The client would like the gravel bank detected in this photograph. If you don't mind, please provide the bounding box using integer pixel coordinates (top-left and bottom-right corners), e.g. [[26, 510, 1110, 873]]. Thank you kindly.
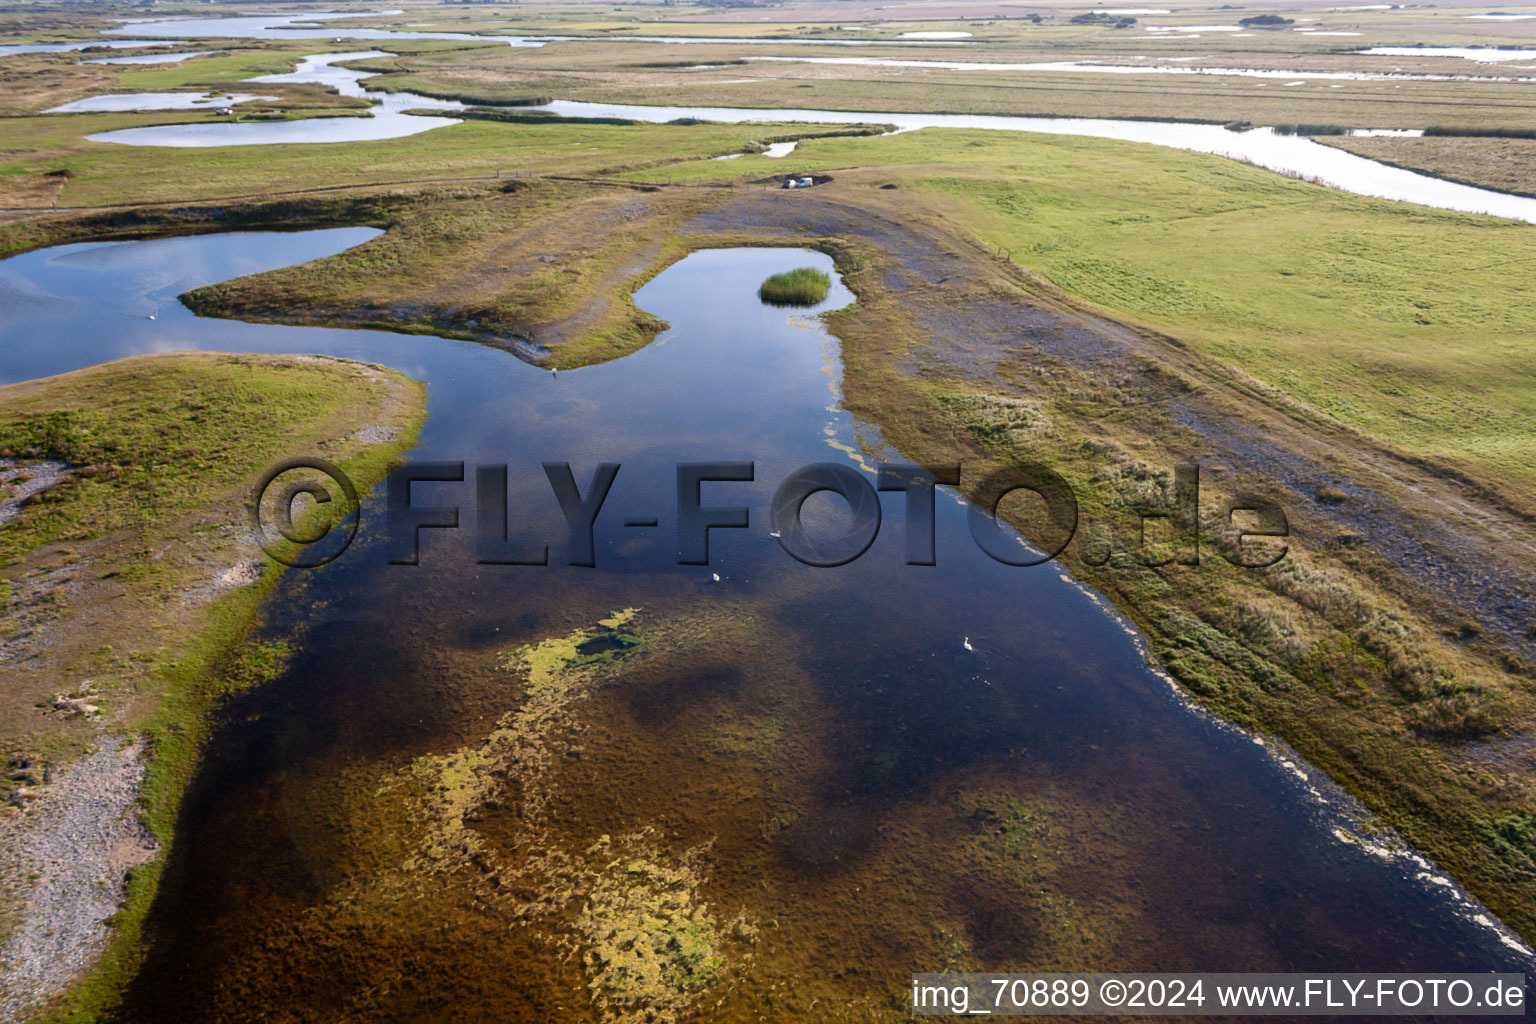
[[0, 737, 157, 1019]]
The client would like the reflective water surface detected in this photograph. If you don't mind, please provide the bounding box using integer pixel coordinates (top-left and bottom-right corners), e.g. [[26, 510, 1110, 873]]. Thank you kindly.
[[45, 91, 275, 113], [85, 51, 464, 146], [102, 10, 974, 48], [0, 39, 178, 57], [75, 47, 1536, 224], [743, 54, 1530, 83], [0, 230, 1529, 1019], [1359, 46, 1536, 62], [532, 98, 1536, 223], [26, 9, 1529, 223]]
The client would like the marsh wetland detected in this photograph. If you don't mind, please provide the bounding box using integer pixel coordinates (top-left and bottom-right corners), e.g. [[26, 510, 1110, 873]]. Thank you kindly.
[[7, 231, 1525, 1022], [1, 1, 1534, 1020]]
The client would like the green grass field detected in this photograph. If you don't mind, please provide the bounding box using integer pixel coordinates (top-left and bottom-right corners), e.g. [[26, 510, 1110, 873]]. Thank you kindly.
[[4, 0, 1536, 1008], [0, 112, 860, 205]]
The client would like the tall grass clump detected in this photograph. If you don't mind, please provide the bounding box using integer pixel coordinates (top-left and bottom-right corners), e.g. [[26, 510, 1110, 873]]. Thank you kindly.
[[758, 267, 830, 306]]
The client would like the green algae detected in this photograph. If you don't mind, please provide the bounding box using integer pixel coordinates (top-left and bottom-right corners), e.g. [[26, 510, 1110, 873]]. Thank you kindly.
[[579, 839, 732, 1023], [501, 606, 643, 695], [393, 609, 645, 873], [370, 608, 747, 1022]]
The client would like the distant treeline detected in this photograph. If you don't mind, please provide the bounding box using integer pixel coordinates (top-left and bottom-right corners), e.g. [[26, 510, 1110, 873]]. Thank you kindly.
[[371, 79, 553, 107], [443, 94, 553, 107]]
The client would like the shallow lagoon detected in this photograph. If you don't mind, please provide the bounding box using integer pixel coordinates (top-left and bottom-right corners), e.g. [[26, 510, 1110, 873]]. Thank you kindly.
[[0, 229, 1528, 1017]]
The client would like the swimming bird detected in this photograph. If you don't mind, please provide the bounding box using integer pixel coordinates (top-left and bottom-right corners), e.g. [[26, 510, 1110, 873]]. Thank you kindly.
[[711, 572, 721, 582], [769, 530, 781, 539], [963, 637, 973, 652]]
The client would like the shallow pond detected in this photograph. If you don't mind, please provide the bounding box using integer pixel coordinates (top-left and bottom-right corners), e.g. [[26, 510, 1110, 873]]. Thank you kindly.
[[1359, 46, 1536, 63], [45, 91, 274, 113], [743, 54, 1530, 83], [0, 39, 178, 57], [101, 11, 973, 48], [0, 229, 1528, 1018], [85, 51, 463, 146]]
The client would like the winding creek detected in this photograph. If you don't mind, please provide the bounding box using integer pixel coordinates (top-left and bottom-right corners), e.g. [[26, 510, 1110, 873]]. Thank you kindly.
[[101, 10, 974, 48], [741, 53, 1536, 83], [1360, 46, 1536, 63], [0, 230, 1530, 1014], [45, 91, 276, 114], [50, 18, 1536, 222], [85, 51, 465, 146], [528, 99, 1536, 223], [79, 50, 216, 66]]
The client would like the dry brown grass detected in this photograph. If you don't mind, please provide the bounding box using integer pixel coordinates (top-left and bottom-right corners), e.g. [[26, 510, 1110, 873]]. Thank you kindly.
[[0, 56, 115, 116], [0, 171, 68, 210], [1325, 134, 1536, 198], [362, 37, 1536, 131]]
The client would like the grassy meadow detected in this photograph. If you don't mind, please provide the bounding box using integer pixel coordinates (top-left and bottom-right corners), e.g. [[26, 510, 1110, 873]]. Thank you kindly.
[[363, 41, 1536, 132], [9, 35, 1532, 512], [0, 110, 873, 206]]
